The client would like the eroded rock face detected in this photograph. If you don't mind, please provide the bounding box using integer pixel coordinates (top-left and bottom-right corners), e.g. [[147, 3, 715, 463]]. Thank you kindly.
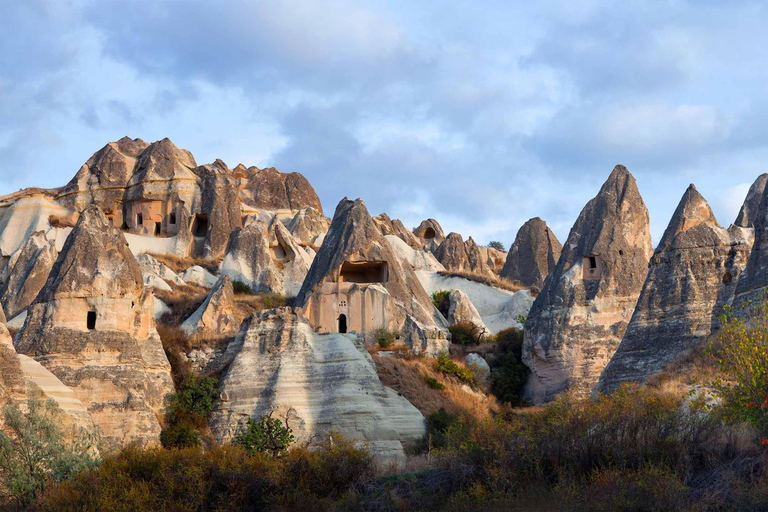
[[220, 217, 282, 294], [413, 218, 445, 251], [434, 233, 493, 277], [373, 213, 422, 249], [210, 308, 425, 466], [193, 159, 243, 258], [285, 208, 329, 247], [240, 168, 323, 214], [384, 235, 445, 272], [181, 275, 238, 337], [295, 198, 449, 356], [732, 177, 768, 311], [523, 166, 653, 403], [0, 323, 26, 405], [448, 289, 487, 334], [597, 185, 751, 393], [501, 217, 562, 289], [735, 174, 768, 228], [0, 231, 57, 318], [14, 206, 174, 449]]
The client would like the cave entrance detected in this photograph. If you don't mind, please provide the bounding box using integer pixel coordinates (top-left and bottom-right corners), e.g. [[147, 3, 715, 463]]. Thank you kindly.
[[192, 214, 209, 237], [339, 261, 388, 284], [136, 213, 143, 226], [423, 227, 436, 239], [582, 255, 603, 280], [87, 311, 96, 330], [338, 314, 347, 334], [154, 223, 161, 236]]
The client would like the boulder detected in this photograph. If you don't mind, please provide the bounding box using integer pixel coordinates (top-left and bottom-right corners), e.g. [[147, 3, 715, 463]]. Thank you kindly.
[[14, 205, 174, 449], [181, 275, 238, 337], [209, 308, 426, 466], [465, 353, 491, 386], [447, 289, 488, 334], [500, 217, 562, 289], [295, 198, 449, 356], [0, 231, 58, 318], [597, 185, 751, 392], [136, 253, 185, 286], [182, 265, 219, 288], [523, 166, 653, 403]]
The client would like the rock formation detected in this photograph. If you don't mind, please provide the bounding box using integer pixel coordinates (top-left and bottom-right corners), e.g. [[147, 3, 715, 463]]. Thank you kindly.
[[731, 175, 768, 312], [523, 166, 653, 403], [181, 275, 238, 337], [240, 167, 323, 215], [501, 217, 562, 289], [447, 289, 488, 334], [413, 218, 445, 251], [597, 185, 751, 392], [210, 308, 425, 466], [136, 253, 185, 287], [373, 213, 422, 249], [14, 206, 174, 448], [295, 198, 449, 355], [0, 323, 27, 405], [219, 217, 282, 294], [735, 173, 768, 228], [285, 207, 329, 247], [384, 235, 445, 272], [434, 233, 493, 277], [0, 231, 57, 318], [192, 159, 244, 258]]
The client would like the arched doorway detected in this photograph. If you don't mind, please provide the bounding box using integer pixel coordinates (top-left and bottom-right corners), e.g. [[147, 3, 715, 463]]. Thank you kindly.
[[338, 314, 347, 334]]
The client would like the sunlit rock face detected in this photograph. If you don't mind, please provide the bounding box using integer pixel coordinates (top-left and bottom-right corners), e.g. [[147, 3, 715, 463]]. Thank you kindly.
[[14, 206, 174, 449], [210, 308, 426, 467], [500, 217, 562, 289], [0, 230, 58, 319], [597, 185, 752, 393], [523, 166, 653, 404]]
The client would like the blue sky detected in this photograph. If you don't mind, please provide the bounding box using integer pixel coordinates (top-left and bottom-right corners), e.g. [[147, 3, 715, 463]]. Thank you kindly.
[[2, 0, 767, 247]]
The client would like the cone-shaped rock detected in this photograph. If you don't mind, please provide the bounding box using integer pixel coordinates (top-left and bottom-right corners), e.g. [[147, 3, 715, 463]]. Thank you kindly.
[[15, 205, 174, 448], [523, 166, 653, 403], [413, 218, 445, 251], [500, 217, 562, 289], [597, 185, 750, 392], [0, 231, 57, 318], [373, 213, 422, 249], [735, 174, 768, 228], [295, 198, 448, 355], [192, 159, 243, 258], [181, 275, 238, 337]]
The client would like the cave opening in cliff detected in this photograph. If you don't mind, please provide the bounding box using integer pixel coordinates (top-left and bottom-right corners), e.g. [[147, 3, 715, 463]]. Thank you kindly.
[[424, 227, 436, 239], [169, 212, 176, 225], [136, 213, 143, 226], [338, 314, 347, 333], [87, 311, 96, 330], [582, 255, 603, 280], [192, 214, 208, 237], [339, 261, 388, 283], [154, 223, 161, 236]]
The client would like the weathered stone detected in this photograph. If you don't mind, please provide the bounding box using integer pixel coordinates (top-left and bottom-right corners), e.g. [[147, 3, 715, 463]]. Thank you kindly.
[[501, 217, 562, 289], [240, 167, 323, 214], [523, 166, 653, 403], [414, 218, 446, 252], [181, 275, 238, 337], [434, 233, 493, 276], [220, 217, 282, 294], [272, 220, 313, 296], [295, 198, 449, 356], [0, 231, 57, 318], [448, 289, 488, 335], [373, 213, 422, 249], [210, 308, 425, 466], [136, 253, 185, 286], [597, 185, 751, 392], [0, 195, 72, 256], [732, 177, 768, 311], [182, 265, 219, 288], [0, 322, 26, 405], [735, 174, 768, 228], [465, 353, 491, 386], [384, 235, 445, 272], [285, 207, 329, 247], [192, 159, 243, 258], [14, 205, 174, 449]]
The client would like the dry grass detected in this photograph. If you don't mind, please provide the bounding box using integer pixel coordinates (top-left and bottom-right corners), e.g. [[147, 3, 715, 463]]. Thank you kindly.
[[145, 252, 223, 274], [154, 283, 209, 326], [48, 214, 77, 228], [646, 339, 723, 397], [436, 270, 525, 293], [372, 354, 499, 419]]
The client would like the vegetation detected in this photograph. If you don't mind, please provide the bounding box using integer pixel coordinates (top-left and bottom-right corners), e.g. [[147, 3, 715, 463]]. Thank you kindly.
[[234, 413, 295, 458], [0, 394, 98, 508], [487, 240, 505, 251], [260, 292, 287, 309], [448, 322, 484, 345], [434, 353, 475, 384], [431, 289, 451, 318], [489, 328, 530, 405], [161, 374, 219, 449], [374, 327, 398, 348], [232, 279, 253, 295], [424, 375, 446, 390], [145, 252, 222, 274], [425, 408, 458, 448]]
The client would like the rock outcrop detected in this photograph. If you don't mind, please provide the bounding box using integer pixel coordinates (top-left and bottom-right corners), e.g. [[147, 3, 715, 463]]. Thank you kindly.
[[220, 217, 282, 294], [0, 323, 27, 405], [240, 167, 323, 215], [192, 159, 244, 258], [735, 174, 768, 228], [597, 185, 751, 392], [373, 213, 422, 249], [210, 308, 425, 466], [447, 289, 488, 334], [285, 207, 329, 247], [14, 206, 174, 448], [384, 235, 445, 272], [434, 233, 493, 277], [0, 231, 57, 318], [295, 198, 449, 355], [523, 166, 653, 403], [732, 176, 768, 311], [413, 218, 445, 251], [181, 275, 238, 337], [501, 217, 562, 289]]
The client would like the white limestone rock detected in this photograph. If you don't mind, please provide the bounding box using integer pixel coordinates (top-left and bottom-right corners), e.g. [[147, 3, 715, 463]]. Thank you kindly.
[[465, 353, 491, 386], [447, 289, 488, 333], [181, 275, 238, 337], [384, 235, 445, 272], [182, 265, 219, 288]]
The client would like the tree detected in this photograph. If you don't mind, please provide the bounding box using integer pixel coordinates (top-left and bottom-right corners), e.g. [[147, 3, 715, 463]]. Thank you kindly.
[[488, 241, 505, 251], [161, 374, 219, 449], [0, 393, 98, 507], [234, 411, 295, 457]]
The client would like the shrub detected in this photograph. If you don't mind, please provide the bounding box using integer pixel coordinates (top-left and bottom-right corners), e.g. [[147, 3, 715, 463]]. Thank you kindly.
[[0, 393, 99, 508], [160, 421, 201, 449], [434, 352, 475, 384], [490, 328, 529, 405], [166, 374, 219, 427], [431, 290, 451, 317], [260, 292, 286, 309], [374, 327, 398, 348], [231, 279, 252, 295], [448, 322, 483, 345], [488, 241, 505, 251], [235, 412, 295, 458], [426, 408, 458, 448], [424, 375, 446, 390]]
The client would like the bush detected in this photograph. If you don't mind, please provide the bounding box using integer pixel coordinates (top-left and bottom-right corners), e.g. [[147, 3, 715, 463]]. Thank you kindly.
[[160, 421, 201, 449], [488, 241, 505, 251], [490, 328, 529, 405], [431, 290, 451, 317], [434, 352, 475, 384], [374, 327, 398, 348], [424, 375, 446, 390], [232, 280, 252, 295], [260, 292, 286, 309], [235, 412, 295, 458], [166, 374, 219, 427], [448, 322, 483, 345], [426, 408, 458, 448], [0, 393, 99, 508]]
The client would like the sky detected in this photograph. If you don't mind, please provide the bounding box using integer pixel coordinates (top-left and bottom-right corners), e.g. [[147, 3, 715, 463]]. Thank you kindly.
[[2, 0, 768, 247]]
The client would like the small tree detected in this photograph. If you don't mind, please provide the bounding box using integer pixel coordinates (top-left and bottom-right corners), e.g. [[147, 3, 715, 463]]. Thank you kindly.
[[0, 393, 99, 507], [161, 374, 218, 449], [488, 241, 505, 251], [234, 411, 295, 458]]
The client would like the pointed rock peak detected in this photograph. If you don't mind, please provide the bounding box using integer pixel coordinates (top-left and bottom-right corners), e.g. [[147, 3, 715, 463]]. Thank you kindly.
[[657, 184, 720, 250], [735, 173, 768, 228], [233, 163, 248, 174], [598, 164, 636, 196]]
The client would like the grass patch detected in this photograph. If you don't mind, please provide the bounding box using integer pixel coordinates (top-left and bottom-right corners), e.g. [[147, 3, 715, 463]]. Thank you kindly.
[[436, 270, 524, 293], [145, 252, 223, 275]]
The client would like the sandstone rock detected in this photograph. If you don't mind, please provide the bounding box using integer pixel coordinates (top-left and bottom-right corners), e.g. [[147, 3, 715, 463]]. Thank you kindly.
[[597, 185, 751, 392], [273, 220, 313, 296], [220, 217, 282, 294], [285, 207, 329, 247], [732, 177, 768, 312], [182, 265, 219, 288], [523, 166, 653, 403], [448, 289, 488, 334], [434, 233, 493, 276], [0, 195, 73, 256], [413, 218, 445, 245], [181, 275, 238, 337], [0, 323, 26, 405], [210, 308, 425, 466], [465, 353, 491, 386], [0, 231, 58, 318], [373, 213, 422, 249], [478, 245, 508, 275], [192, 159, 243, 258], [240, 167, 323, 214], [735, 173, 768, 228], [136, 253, 185, 286], [295, 198, 449, 356], [384, 234, 445, 272], [143, 272, 172, 292], [501, 217, 562, 289], [14, 205, 174, 449]]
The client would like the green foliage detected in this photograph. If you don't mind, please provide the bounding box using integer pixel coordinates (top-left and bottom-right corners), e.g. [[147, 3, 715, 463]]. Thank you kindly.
[[434, 352, 475, 383], [424, 375, 445, 390], [166, 374, 219, 427], [235, 412, 295, 458], [260, 292, 287, 309], [0, 393, 99, 507], [516, 314, 527, 326], [160, 421, 201, 450], [448, 322, 483, 345], [708, 298, 768, 433], [431, 290, 450, 317], [490, 327, 529, 405], [488, 241, 505, 251], [426, 408, 458, 449], [374, 327, 398, 348], [231, 279, 252, 295]]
